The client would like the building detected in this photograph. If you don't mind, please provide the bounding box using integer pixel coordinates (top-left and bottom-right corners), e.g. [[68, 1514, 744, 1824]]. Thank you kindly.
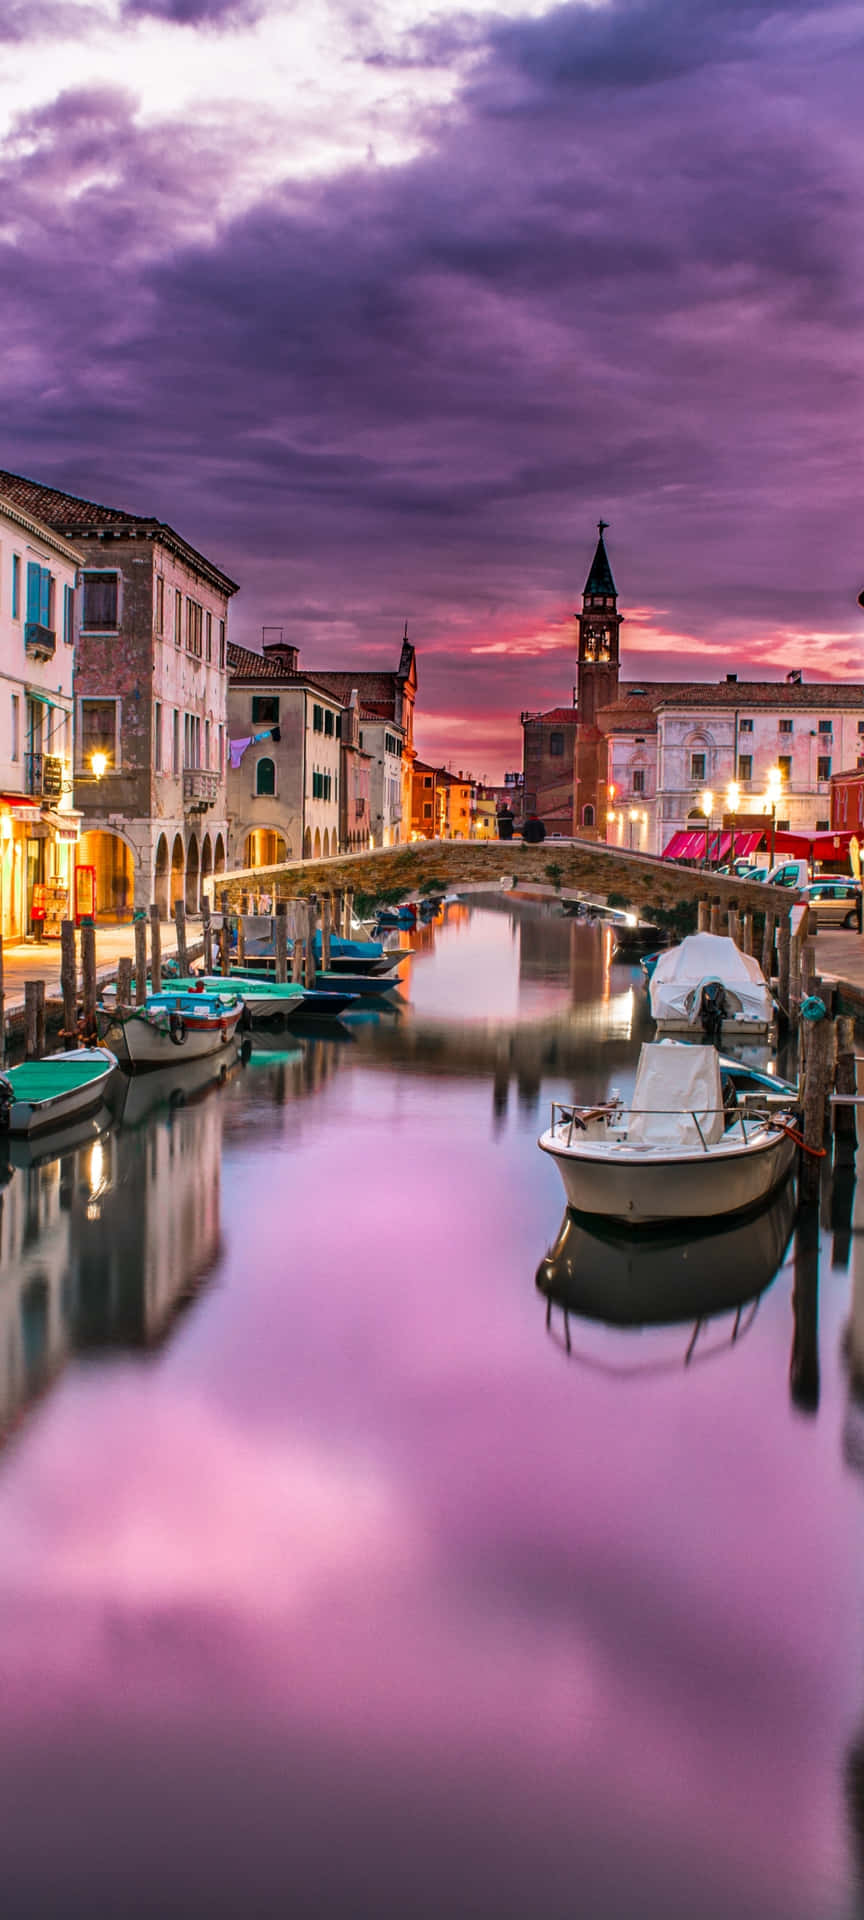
[[437, 769, 475, 839], [226, 637, 343, 864], [521, 523, 864, 853], [354, 710, 404, 847], [339, 693, 373, 852], [411, 759, 443, 839], [471, 783, 499, 839], [310, 630, 417, 837], [0, 493, 81, 937], [0, 469, 238, 917]]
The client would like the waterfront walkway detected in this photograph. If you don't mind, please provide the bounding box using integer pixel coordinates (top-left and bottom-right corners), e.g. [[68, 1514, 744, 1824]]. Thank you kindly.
[[1, 921, 189, 1015]]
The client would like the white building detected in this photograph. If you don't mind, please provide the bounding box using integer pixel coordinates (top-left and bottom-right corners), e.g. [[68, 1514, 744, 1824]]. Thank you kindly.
[[0, 493, 81, 937], [358, 711, 405, 846], [227, 639, 343, 866], [600, 674, 864, 856]]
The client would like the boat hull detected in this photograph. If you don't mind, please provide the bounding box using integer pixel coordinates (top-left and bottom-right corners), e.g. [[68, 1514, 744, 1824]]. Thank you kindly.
[[0, 1048, 118, 1136], [538, 1127, 797, 1223], [108, 1008, 243, 1069]]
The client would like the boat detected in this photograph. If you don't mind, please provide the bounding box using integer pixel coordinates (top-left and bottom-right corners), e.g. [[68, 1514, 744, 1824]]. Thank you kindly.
[[536, 1177, 796, 1329], [313, 969, 401, 999], [114, 1047, 243, 1125], [374, 904, 416, 928], [224, 970, 358, 1021], [648, 932, 773, 1039], [127, 975, 309, 1027], [0, 1046, 118, 1135], [101, 992, 245, 1069], [538, 1041, 797, 1224]]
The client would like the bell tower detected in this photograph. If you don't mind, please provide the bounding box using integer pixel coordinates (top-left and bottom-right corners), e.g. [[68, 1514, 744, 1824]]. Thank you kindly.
[[576, 520, 621, 728]]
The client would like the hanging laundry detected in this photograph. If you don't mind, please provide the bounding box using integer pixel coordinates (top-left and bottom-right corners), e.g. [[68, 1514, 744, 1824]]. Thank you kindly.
[[229, 725, 280, 771]]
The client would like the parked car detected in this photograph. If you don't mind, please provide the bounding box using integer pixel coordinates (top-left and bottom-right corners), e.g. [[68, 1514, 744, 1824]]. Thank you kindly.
[[765, 859, 810, 890], [802, 879, 862, 930]]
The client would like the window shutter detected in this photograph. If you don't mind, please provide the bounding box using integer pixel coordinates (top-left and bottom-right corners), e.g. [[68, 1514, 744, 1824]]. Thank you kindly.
[[40, 568, 52, 626], [26, 562, 41, 623]]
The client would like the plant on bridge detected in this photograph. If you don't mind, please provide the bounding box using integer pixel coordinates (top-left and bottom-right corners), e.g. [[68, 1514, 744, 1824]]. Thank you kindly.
[[545, 863, 564, 891]]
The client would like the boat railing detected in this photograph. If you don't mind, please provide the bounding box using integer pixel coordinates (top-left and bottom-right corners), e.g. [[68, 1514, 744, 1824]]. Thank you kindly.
[[549, 1100, 776, 1150]]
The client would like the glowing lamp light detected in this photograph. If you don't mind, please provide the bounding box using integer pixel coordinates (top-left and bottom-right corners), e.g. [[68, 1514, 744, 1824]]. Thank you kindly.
[[90, 751, 108, 780], [700, 789, 713, 818], [0, 815, 12, 843], [727, 781, 741, 812]]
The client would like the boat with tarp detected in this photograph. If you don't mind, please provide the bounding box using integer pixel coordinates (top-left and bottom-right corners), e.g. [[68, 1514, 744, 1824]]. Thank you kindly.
[[101, 992, 245, 1068], [0, 1047, 118, 1135]]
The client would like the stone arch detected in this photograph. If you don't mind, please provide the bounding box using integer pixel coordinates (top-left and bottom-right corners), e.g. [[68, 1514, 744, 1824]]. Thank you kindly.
[[77, 829, 136, 919], [313, 828, 321, 858], [323, 829, 331, 858], [213, 833, 226, 876], [243, 828, 287, 868], [154, 833, 170, 919], [201, 833, 213, 897], [185, 833, 200, 913], [303, 827, 312, 859], [170, 833, 185, 910]]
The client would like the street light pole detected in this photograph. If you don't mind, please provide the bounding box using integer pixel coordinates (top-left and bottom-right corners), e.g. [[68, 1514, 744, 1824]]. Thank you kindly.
[[726, 780, 740, 869], [700, 788, 713, 867], [766, 766, 782, 869]]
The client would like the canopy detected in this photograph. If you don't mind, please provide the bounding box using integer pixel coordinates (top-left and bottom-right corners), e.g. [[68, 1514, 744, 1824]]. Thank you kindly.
[[771, 828, 855, 863], [662, 826, 764, 864], [628, 1042, 724, 1149], [662, 828, 707, 860], [648, 934, 772, 1027]]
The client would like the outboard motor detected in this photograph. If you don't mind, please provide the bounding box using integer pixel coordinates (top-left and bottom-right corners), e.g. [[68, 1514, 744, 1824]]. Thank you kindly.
[[699, 980, 729, 1049]]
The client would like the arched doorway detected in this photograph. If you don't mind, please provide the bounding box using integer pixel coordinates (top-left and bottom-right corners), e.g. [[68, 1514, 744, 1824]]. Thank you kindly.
[[201, 833, 213, 902], [77, 829, 135, 919], [170, 834, 184, 911], [243, 829, 287, 868], [313, 828, 321, 858], [154, 834, 170, 919], [303, 828, 312, 859], [322, 829, 330, 859], [185, 834, 200, 912], [213, 833, 225, 877]]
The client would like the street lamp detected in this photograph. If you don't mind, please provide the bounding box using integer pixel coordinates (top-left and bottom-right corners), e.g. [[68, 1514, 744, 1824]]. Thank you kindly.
[[700, 788, 713, 866], [766, 765, 783, 868], [628, 806, 641, 849], [90, 751, 108, 780], [726, 780, 740, 867]]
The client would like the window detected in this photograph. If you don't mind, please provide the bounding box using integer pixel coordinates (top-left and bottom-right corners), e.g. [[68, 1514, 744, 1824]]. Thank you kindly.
[[312, 704, 323, 732], [818, 719, 833, 733], [172, 708, 180, 774], [816, 818, 830, 831], [252, 695, 279, 725], [738, 754, 752, 780], [324, 709, 334, 736], [857, 721, 864, 735], [312, 770, 332, 801], [183, 712, 201, 768], [549, 731, 564, 757], [205, 719, 211, 768], [385, 732, 400, 757], [817, 756, 832, 781], [424, 775, 432, 789], [739, 717, 753, 733], [218, 619, 226, 669], [778, 755, 792, 780], [10, 694, 19, 763], [185, 598, 203, 657], [11, 553, 20, 621], [205, 611, 212, 663], [154, 701, 162, 771], [423, 803, 432, 818], [582, 804, 595, 826], [81, 570, 117, 630], [80, 698, 118, 769], [690, 753, 706, 781], [174, 589, 182, 647], [26, 562, 54, 631], [218, 724, 224, 775], [632, 769, 645, 795], [256, 757, 275, 796], [155, 575, 164, 636], [779, 719, 793, 734], [63, 583, 74, 645]]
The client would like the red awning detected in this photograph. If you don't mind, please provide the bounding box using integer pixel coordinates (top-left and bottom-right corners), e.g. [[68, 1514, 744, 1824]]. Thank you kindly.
[[0, 793, 39, 810], [661, 830, 693, 859], [771, 828, 857, 861], [726, 830, 764, 857]]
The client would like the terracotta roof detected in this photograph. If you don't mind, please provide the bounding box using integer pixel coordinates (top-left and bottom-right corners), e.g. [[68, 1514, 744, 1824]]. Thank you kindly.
[[656, 681, 864, 709], [0, 467, 238, 594], [521, 707, 579, 726], [227, 640, 342, 701]]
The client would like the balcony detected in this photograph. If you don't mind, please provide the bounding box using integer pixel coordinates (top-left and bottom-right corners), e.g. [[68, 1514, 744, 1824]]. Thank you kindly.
[[25, 752, 66, 800], [183, 768, 219, 810], [24, 622, 56, 661]]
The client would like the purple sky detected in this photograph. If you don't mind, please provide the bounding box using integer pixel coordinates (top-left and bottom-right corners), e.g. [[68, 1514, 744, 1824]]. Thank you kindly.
[[0, 0, 861, 776]]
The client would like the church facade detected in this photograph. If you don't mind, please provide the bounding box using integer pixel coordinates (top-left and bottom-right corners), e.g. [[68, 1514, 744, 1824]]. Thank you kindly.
[[521, 525, 864, 853]]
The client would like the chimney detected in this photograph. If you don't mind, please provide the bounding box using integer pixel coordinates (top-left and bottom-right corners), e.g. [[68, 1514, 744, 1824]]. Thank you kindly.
[[261, 626, 298, 673], [725, 673, 738, 683], [786, 669, 803, 685]]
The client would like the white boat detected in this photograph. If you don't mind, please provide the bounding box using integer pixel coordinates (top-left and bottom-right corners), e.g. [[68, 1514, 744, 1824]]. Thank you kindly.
[[101, 992, 245, 1069], [649, 932, 773, 1038], [0, 1046, 118, 1136], [538, 1042, 796, 1224]]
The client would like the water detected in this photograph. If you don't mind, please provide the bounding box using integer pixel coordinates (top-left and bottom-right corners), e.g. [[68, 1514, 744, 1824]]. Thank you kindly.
[[0, 903, 861, 1919]]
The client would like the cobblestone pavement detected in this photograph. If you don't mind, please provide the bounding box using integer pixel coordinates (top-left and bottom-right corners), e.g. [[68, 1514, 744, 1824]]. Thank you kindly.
[[0, 921, 193, 1013]]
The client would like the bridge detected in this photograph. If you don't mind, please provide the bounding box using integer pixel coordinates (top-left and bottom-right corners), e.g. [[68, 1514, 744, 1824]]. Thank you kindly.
[[208, 836, 790, 919]]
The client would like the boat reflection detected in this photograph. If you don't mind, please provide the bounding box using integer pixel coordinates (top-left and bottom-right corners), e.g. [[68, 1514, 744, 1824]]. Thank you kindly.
[[536, 1180, 796, 1371]]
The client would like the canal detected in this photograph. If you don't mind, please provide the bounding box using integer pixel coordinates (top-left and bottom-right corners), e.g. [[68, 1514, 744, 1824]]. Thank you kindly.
[[0, 900, 861, 1919]]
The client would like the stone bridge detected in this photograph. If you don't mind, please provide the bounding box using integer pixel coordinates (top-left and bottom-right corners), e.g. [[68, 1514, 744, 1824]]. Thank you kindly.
[[207, 836, 790, 919]]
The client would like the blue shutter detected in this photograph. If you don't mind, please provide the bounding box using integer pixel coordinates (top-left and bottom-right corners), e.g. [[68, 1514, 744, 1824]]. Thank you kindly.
[[26, 562, 41, 623], [39, 568, 52, 627], [63, 584, 74, 644]]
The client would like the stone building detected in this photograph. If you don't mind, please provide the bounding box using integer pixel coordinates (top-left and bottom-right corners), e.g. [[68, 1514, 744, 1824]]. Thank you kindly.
[[311, 631, 417, 837], [0, 470, 237, 916], [226, 638, 343, 864], [0, 492, 82, 937]]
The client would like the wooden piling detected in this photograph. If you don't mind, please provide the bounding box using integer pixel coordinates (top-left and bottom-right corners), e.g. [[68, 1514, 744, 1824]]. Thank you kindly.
[[761, 911, 775, 981], [24, 980, 44, 1060], [344, 889, 354, 936], [291, 901, 304, 983], [81, 921, 97, 1040], [220, 890, 229, 918], [790, 1201, 820, 1413], [727, 906, 738, 944], [800, 1012, 834, 1203], [696, 897, 709, 932], [275, 901, 288, 984], [60, 919, 77, 1040], [777, 918, 791, 1019], [116, 956, 133, 1009], [149, 904, 162, 993], [304, 898, 317, 987], [202, 896, 213, 974], [219, 917, 230, 977], [321, 893, 332, 972], [237, 915, 246, 967], [710, 901, 722, 936], [833, 1013, 857, 1159], [173, 899, 189, 976], [133, 913, 147, 1005], [741, 912, 753, 958]]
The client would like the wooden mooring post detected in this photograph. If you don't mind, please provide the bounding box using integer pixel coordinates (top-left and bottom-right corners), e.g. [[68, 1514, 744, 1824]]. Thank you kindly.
[[304, 899, 317, 987], [776, 918, 791, 1021], [710, 901, 722, 936], [275, 901, 288, 984], [173, 898, 189, 976], [236, 915, 246, 967], [202, 897, 213, 974], [344, 889, 354, 936], [761, 911, 776, 981], [24, 980, 45, 1060], [800, 1009, 835, 1203], [116, 956, 133, 1009], [81, 922, 97, 1040], [741, 912, 753, 958], [321, 893, 332, 972], [697, 898, 710, 933], [833, 1014, 858, 1161], [149, 904, 162, 993], [134, 912, 148, 1005], [291, 902, 304, 984], [60, 919, 77, 1041], [727, 906, 739, 944]]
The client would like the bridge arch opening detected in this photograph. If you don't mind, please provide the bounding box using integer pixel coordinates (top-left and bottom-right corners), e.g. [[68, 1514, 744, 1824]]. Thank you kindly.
[[78, 829, 135, 919]]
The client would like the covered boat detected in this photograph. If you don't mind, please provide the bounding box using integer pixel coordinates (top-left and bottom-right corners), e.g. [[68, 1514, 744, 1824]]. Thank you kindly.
[[648, 932, 773, 1038], [102, 992, 245, 1068], [538, 1041, 796, 1224], [0, 1046, 117, 1135]]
